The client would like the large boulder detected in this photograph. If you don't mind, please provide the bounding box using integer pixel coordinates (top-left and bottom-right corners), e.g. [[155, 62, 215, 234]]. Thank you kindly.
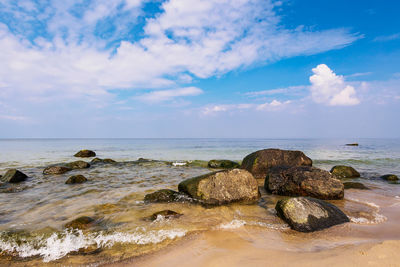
[[208, 160, 240, 169], [241, 149, 312, 180], [1, 169, 28, 183], [178, 169, 259, 205], [330, 165, 360, 179], [144, 189, 192, 203], [275, 197, 349, 232], [66, 160, 90, 169], [66, 175, 88, 184], [74, 150, 96, 158], [265, 166, 344, 199], [381, 174, 399, 182], [43, 165, 71, 175]]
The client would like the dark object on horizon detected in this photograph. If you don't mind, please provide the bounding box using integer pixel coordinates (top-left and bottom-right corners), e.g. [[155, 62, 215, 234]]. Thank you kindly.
[[343, 182, 370, 190], [330, 165, 360, 179], [149, 210, 182, 221], [43, 165, 71, 175], [265, 166, 344, 199], [241, 148, 312, 180], [275, 197, 349, 232], [66, 175, 88, 184], [345, 143, 359, 146], [74, 150, 96, 158], [381, 174, 399, 182], [1, 169, 28, 183], [208, 159, 240, 169]]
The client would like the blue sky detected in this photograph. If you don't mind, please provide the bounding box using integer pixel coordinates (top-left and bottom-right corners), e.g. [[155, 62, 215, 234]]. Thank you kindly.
[[0, 0, 399, 138]]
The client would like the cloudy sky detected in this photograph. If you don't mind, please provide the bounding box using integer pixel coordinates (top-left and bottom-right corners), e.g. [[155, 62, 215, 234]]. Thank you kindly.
[[0, 0, 399, 138]]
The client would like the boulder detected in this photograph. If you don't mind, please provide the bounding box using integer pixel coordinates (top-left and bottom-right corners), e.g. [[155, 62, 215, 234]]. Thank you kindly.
[[241, 148, 312, 180], [64, 216, 95, 230], [66, 160, 90, 169], [208, 159, 240, 169], [1, 169, 28, 183], [66, 175, 88, 184], [265, 166, 344, 200], [330, 165, 360, 179], [343, 182, 369, 190], [275, 197, 349, 232], [150, 210, 182, 221], [381, 174, 399, 182], [144, 189, 191, 203], [178, 169, 259, 205], [43, 166, 71, 175], [74, 150, 96, 158]]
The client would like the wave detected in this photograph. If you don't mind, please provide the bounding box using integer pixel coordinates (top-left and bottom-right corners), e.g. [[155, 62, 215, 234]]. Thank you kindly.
[[346, 197, 387, 225], [0, 228, 187, 262]]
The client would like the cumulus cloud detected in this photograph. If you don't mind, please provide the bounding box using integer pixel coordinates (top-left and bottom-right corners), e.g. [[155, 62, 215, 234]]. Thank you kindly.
[[137, 87, 203, 103], [309, 64, 360, 106]]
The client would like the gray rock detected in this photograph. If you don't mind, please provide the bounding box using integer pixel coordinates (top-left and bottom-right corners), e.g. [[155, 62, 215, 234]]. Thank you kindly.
[[65, 175, 88, 184], [43, 166, 71, 175], [1, 169, 28, 183], [208, 160, 240, 169], [74, 150, 96, 158], [330, 165, 360, 179], [66, 161, 90, 169], [381, 174, 399, 181], [144, 189, 192, 203]]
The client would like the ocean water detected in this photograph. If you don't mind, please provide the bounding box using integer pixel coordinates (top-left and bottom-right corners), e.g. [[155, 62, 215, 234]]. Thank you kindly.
[[0, 138, 399, 265]]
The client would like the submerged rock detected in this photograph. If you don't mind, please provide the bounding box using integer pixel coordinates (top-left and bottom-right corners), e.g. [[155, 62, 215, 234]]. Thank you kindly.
[[66, 160, 90, 169], [381, 174, 399, 181], [265, 166, 344, 200], [1, 169, 28, 183], [65, 175, 88, 184], [144, 189, 191, 203], [275, 197, 349, 232], [91, 158, 116, 164], [150, 210, 183, 221], [330, 165, 360, 179], [241, 148, 312, 180], [64, 216, 95, 230], [343, 182, 369, 190], [74, 150, 96, 158], [43, 165, 71, 175], [178, 169, 259, 205], [208, 159, 240, 169]]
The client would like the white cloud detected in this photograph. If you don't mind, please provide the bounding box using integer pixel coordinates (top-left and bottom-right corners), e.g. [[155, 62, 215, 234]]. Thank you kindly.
[[137, 87, 203, 103], [246, 85, 307, 97], [201, 100, 290, 115], [373, 33, 400, 42], [309, 64, 360, 106]]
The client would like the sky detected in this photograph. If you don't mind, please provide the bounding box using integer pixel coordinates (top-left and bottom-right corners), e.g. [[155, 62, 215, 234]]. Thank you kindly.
[[0, 0, 399, 138]]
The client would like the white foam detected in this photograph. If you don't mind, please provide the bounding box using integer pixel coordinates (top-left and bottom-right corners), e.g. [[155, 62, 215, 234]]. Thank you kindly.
[[0, 228, 186, 262], [346, 197, 380, 209], [172, 162, 187, 166], [218, 219, 246, 229], [217, 219, 289, 230], [349, 212, 387, 225]]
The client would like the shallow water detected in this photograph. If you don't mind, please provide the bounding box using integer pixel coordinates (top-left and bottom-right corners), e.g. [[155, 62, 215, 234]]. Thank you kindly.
[[0, 138, 399, 266]]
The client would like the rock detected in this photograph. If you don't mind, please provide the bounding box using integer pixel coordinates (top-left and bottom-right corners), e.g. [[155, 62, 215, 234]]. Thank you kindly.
[[343, 182, 369, 190], [144, 189, 191, 203], [64, 216, 95, 230], [185, 160, 208, 168], [74, 150, 96, 158], [65, 175, 88, 184], [91, 158, 116, 164], [43, 165, 71, 175], [275, 197, 349, 232], [208, 160, 240, 169], [265, 166, 344, 200], [66, 160, 90, 169], [178, 169, 259, 205], [241, 148, 312, 180], [1, 169, 28, 183], [345, 143, 359, 146], [150, 210, 183, 221], [330, 165, 360, 179], [381, 174, 399, 182]]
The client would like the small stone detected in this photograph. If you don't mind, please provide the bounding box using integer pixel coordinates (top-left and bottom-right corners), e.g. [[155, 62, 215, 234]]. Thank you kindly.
[[65, 175, 88, 184], [74, 150, 96, 158], [43, 166, 71, 175], [381, 174, 399, 181], [1, 169, 28, 183]]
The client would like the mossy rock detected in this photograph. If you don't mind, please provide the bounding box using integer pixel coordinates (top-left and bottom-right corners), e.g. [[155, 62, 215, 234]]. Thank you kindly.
[[208, 159, 240, 169], [65, 175, 88, 184], [65, 160, 90, 169], [91, 158, 116, 164], [74, 150, 96, 158], [64, 216, 95, 230], [330, 165, 360, 179], [343, 182, 369, 190], [144, 189, 192, 203], [1, 169, 27, 183], [275, 197, 349, 232], [149, 210, 183, 221], [43, 165, 71, 175], [381, 174, 399, 182]]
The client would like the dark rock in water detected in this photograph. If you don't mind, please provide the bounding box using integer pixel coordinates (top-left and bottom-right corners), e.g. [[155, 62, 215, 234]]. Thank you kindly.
[[343, 182, 369, 190], [275, 197, 349, 232], [381, 174, 399, 181], [208, 159, 240, 169], [150, 210, 183, 221], [241, 148, 312, 180], [1, 169, 28, 183], [65, 175, 88, 184], [330, 165, 360, 179], [345, 143, 359, 146], [74, 150, 96, 158], [178, 169, 259, 205], [43, 166, 71, 175], [64, 216, 95, 230], [66, 160, 90, 169], [265, 166, 344, 200], [144, 189, 191, 203], [91, 158, 116, 164]]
